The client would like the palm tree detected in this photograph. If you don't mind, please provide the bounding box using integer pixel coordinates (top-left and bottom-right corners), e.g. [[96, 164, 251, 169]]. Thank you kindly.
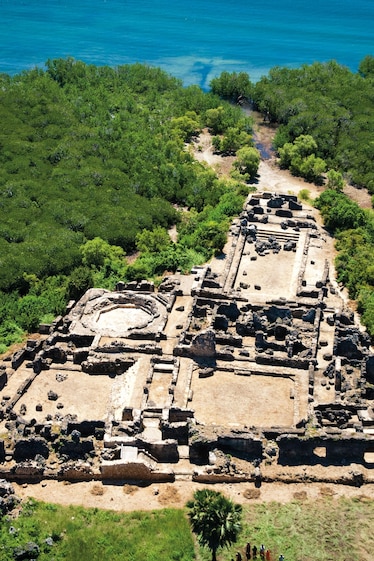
[[187, 488, 242, 561]]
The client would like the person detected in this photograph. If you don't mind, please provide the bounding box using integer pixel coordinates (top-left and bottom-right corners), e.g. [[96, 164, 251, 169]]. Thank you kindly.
[[236, 553, 242, 561], [279, 555, 285, 561], [246, 542, 251, 560], [260, 544, 265, 559], [265, 549, 271, 560], [252, 545, 258, 558]]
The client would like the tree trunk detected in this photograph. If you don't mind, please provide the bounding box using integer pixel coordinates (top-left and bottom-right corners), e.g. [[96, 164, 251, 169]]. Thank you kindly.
[[211, 549, 217, 561]]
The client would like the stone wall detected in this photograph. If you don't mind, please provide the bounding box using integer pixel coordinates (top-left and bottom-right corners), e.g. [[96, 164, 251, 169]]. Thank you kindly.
[[101, 461, 174, 481], [277, 434, 370, 466], [135, 438, 179, 463], [189, 429, 262, 464]]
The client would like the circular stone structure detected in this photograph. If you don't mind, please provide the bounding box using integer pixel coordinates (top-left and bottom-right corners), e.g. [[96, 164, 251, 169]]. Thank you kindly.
[[96, 305, 153, 332], [68, 289, 166, 338]]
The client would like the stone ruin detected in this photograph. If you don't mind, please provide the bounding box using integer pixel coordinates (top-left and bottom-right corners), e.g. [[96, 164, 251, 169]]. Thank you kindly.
[[0, 192, 373, 485]]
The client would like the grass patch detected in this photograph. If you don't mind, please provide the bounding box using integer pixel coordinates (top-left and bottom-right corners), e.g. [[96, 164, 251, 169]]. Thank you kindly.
[[298, 188, 314, 205], [205, 497, 374, 561], [40, 313, 56, 325], [1, 496, 374, 560], [0, 499, 194, 561]]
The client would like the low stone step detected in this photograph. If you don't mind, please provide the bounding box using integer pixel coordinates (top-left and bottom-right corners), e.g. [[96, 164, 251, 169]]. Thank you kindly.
[[153, 363, 174, 372], [174, 472, 193, 480]]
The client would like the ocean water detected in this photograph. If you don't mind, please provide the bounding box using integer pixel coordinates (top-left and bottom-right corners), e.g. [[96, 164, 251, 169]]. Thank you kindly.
[[0, 0, 373, 88]]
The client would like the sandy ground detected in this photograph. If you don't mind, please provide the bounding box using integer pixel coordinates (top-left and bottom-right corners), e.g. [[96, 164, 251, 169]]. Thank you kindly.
[[13, 478, 374, 511], [11, 122, 374, 512], [252, 115, 372, 208], [194, 123, 323, 202]]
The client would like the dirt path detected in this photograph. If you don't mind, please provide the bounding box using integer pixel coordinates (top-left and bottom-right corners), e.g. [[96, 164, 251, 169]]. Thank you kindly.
[[252, 113, 372, 207], [256, 159, 322, 198], [193, 128, 236, 177], [193, 122, 323, 200], [13, 478, 374, 512]]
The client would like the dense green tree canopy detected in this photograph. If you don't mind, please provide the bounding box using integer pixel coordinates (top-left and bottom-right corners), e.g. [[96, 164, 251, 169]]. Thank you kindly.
[[253, 59, 374, 191], [135, 227, 171, 254], [314, 190, 366, 232], [233, 146, 261, 180], [249, 56, 374, 337], [209, 71, 252, 102], [0, 59, 249, 294], [314, 189, 374, 336], [359, 55, 374, 78], [2, 56, 374, 350], [326, 169, 344, 191], [278, 134, 326, 183], [0, 59, 250, 350]]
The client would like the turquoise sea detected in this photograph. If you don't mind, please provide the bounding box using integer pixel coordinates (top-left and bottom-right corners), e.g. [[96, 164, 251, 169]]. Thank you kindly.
[[0, 0, 373, 87]]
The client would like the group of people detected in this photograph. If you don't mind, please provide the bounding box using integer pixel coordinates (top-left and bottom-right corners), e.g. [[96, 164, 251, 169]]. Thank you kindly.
[[233, 543, 285, 561]]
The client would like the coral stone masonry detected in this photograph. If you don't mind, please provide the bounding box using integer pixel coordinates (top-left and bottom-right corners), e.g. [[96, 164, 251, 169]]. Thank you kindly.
[[0, 192, 373, 484]]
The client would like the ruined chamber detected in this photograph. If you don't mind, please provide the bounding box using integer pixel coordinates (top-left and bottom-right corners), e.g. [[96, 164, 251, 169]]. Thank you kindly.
[[0, 193, 373, 484]]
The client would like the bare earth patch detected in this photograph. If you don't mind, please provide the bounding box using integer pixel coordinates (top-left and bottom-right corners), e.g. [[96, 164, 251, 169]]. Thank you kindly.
[[319, 486, 336, 497], [243, 488, 261, 500], [13, 479, 374, 512], [293, 490, 307, 501], [123, 484, 139, 495], [192, 129, 235, 177], [90, 483, 106, 496], [157, 484, 182, 506]]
